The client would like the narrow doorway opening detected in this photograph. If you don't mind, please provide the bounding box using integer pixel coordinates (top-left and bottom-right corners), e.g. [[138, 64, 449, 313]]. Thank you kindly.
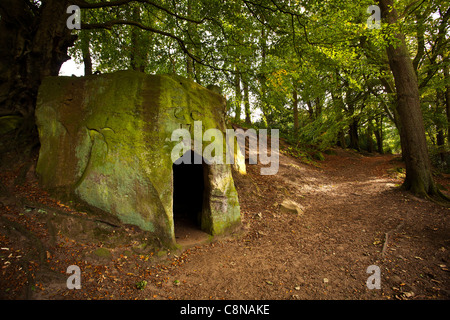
[[172, 150, 209, 243]]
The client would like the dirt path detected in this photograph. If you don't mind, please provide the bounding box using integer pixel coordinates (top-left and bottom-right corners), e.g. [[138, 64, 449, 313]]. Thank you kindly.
[[158, 148, 449, 300], [0, 147, 449, 300]]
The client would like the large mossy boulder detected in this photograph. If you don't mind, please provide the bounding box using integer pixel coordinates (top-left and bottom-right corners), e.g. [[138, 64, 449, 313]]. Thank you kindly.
[[35, 71, 242, 247]]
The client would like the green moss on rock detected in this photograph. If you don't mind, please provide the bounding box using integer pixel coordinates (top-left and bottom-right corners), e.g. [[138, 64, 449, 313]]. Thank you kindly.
[[93, 248, 112, 259]]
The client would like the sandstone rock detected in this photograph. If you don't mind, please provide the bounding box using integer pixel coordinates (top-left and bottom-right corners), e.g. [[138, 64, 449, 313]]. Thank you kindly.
[[35, 71, 242, 247]]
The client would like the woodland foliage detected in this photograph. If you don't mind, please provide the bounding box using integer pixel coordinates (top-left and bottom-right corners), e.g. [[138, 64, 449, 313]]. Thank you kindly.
[[0, 0, 449, 195], [65, 1, 449, 167]]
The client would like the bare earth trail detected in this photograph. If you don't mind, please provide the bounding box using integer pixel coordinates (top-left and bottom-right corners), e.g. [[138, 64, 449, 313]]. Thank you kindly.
[[0, 147, 449, 300], [161, 148, 450, 300]]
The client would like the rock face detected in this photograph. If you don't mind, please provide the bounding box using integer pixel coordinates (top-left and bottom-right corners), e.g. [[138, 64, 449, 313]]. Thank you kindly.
[[35, 71, 242, 246]]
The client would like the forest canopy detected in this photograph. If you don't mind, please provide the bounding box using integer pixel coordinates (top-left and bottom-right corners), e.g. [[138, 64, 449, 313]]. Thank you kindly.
[[66, 0, 449, 153]]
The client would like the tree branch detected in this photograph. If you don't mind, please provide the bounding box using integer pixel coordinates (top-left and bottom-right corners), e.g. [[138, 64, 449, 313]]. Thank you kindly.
[[74, 0, 209, 24], [419, 6, 450, 88], [82, 19, 235, 74]]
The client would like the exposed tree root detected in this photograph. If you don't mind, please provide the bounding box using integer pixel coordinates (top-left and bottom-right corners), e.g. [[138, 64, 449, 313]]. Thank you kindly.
[[0, 214, 50, 299], [402, 179, 450, 208], [0, 193, 122, 299], [423, 190, 450, 208], [381, 220, 405, 258], [20, 196, 121, 229]]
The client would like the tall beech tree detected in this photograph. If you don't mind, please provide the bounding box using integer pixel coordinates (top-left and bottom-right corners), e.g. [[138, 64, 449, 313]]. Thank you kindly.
[[0, 0, 74, 140], [378, 0, 444, 198]]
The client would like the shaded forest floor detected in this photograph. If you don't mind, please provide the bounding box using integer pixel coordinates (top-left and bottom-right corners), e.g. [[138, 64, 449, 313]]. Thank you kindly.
[[0, 143, 449, 300]]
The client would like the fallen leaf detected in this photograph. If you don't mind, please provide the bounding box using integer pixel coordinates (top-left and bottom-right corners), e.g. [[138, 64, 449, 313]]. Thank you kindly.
[[439, 264, 448, 271]]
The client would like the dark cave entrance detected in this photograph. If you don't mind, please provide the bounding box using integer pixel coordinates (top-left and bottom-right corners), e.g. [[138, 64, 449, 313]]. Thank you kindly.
[[172, 150, 209, 242]]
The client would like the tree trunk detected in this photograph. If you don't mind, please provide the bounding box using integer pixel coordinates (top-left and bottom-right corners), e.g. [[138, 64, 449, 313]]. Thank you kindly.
[[292, 88, 299, 134], [437, 128, 445, 162], [412, 12, 425, 73], [346, 90, 359, 151], [243, 75, 251, 124], [367, 119, 374, 153], [374, 115, 384, 154], [306, 101, 314, 120], [186, 0, 194, 79], [259, 26, 270, 126], [0, 0, 75, 139], [378, 0, 438, 197], [348, 119, 360, 151], [435, 89, 446, 162], [330, 81, 346, 148], [380, 76, 405, 158], [80, 31, 93, 76], [444, 60, 450, 145], [186, 48, 194, 79], [234, 67, 242, 122], [130, 6, 147, 72], [337, 131, 346, 148]]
